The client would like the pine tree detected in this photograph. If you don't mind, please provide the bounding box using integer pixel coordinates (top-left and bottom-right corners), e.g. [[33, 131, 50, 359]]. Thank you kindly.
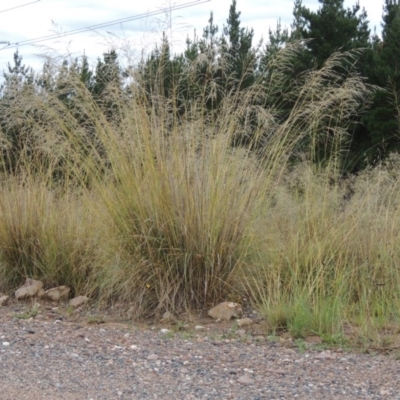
[[380, 0, 400, 77], [292, 0, 370, 69], [0, 51, 36, 172], [139, 34, 177, 97], [76, 54, 94, 91], [259, 19, 290, 74], [184, 13, 222, 109], [2, 50, 34, 93], [220, 0, 256, 90], [92, 49, 122, 97], [360, 0, 400, 164], [92, 49, 124, 121], [194, 11, 220, 72]]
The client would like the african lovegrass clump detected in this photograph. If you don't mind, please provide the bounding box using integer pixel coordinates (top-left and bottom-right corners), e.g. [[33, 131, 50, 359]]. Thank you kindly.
[[0, 176, 101, 295], [245, 158, 400, 344], [65, 46, 371, 315], [0, 45, 379, 330]]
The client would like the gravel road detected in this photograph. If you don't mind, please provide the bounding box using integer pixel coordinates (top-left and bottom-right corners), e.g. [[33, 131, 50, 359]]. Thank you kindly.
[[0, 306, 399, 399]]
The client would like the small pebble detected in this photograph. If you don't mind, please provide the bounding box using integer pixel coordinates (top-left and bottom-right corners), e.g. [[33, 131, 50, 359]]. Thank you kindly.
[[238, 375, 254, 385], [195, 325, 205, 330]]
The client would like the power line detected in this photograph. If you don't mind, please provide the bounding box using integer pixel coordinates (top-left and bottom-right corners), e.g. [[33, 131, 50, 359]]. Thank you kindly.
[[0, 0, 40, 44], [0, 0, 40, 14], [2, 0, 210, 50]]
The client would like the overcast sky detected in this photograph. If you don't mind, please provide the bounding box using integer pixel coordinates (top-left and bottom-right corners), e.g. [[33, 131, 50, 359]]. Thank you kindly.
[[0, 0, 385, 74]]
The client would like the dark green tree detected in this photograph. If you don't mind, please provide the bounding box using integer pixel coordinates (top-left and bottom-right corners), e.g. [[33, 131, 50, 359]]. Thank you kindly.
[[92, 49, 122, 97], [1, 50, 34, 92], [92, 49, 124, 122], [137, 1, 258, 114], [138, 33, 188, 108], [259, 19, 289, 70], [220, 0, 256, 91], [181, 13, 222, 110], [0, 50, 36, 172], [35, 55, 94, 101], [77, 54, 94, 91], [139, 34, 173, 97], [360, 0, 400, 165], [284, 0, 374, 170], [292, 0, 370, 69]]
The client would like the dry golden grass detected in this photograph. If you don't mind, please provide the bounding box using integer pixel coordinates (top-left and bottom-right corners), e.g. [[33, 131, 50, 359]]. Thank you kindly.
[[0, 176, 102, 295], [245, 159, 400, 343], [1, 46, 399, 346]]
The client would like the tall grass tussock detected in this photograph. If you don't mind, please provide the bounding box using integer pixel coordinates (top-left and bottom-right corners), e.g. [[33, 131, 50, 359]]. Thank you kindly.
[[0, 43, 398, 347]]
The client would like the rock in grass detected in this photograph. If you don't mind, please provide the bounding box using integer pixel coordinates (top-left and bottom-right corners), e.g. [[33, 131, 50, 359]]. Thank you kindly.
[[160, 311, 174, 323], [305, 335, 323, 345], [44, 286, 71, 302], [15, 278, 43, 300], [0, 295, 9, 306], [236, 329, 247, 337], [208, 302, 243, 321], [69, 295, 88, 308], [195, 325, 205, 330], [237, 318, 253, 327]]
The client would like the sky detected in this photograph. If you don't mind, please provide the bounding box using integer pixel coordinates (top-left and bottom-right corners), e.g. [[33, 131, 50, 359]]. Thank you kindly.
[[0, 0, 386, 75]]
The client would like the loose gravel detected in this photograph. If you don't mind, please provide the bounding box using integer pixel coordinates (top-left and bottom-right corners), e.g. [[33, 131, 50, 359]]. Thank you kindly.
[[0, 309, 400, 399]]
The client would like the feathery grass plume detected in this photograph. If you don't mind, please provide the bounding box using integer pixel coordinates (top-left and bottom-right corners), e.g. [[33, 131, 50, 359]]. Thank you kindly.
[[65, 46, 370, 315], [87, 96, 266, 313], [0, 44, 376, 327]]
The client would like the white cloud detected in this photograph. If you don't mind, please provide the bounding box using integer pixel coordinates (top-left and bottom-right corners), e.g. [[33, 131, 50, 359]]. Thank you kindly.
[[0, 0, 386, 75]]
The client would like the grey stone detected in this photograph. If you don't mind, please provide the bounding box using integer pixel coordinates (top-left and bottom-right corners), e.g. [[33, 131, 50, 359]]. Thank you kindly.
[[236, 329, 247, 337], [237, 318, 253, 327], [162, 311, 172, 320], [0, 295, 9, 306], [44, 286, 71, 302], [126, 307, 135, 319], [15, 279, 43, 300], [195, 325, 205, 330], [69, 295, 88, 308], [160, 311, 176, 323], [238, 375, 254, 385], [314, 351, 335, 360], [207, 302, 243, 321]]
